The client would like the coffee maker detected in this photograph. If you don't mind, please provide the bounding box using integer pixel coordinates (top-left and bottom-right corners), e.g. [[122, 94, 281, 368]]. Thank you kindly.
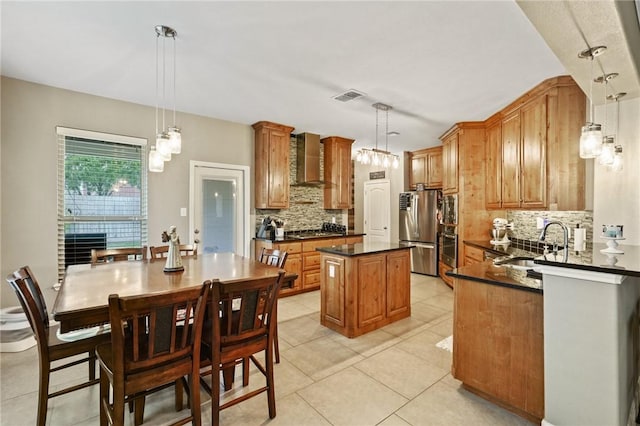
[[490, 218, 512, 245]]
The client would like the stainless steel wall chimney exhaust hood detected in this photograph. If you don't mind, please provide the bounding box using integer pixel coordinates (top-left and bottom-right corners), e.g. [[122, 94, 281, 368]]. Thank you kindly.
[[294, 133, 324, 186]]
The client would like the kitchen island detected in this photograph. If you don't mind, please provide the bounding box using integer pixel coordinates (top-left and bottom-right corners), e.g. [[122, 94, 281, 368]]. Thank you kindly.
[[317, 242, 411, 338]]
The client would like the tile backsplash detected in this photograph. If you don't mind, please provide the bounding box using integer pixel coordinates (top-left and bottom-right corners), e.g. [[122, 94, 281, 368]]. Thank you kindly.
[[505, 210, 593, 260], [255, 136, 344, 232]]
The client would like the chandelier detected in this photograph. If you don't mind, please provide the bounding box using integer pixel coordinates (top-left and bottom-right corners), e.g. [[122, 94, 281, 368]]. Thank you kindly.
[[149, 25, 181, 173], [356, 102, 399, 169]]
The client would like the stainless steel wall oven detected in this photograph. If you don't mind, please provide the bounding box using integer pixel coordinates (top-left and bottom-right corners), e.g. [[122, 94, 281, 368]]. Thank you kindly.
[[442, 230, 458, 268]]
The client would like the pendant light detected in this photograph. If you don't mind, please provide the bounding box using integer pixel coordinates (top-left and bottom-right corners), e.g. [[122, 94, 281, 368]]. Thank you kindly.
[[595, 72, 617, 165], [166, 25, 181, 154], [608, 92, 626, 172], [150, 25, 180, 172], [578, 46, 606, 159]]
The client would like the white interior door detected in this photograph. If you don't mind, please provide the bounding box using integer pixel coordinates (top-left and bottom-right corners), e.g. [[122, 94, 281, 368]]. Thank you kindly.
[[190, 161, 250, 257], [364, 180, 391, 243]]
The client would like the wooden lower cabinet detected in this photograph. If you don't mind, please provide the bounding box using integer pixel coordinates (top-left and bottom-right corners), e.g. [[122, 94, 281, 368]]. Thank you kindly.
[[320, 249, 411, 338], [463, 244, 484, 266], [453, 277, 544, 423], [439, 261, 453, 288], [255, 236, 363, 297]]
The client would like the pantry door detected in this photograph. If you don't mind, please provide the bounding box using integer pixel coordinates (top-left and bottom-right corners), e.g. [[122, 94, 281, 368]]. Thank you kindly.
[[363, 180, 391, 243]]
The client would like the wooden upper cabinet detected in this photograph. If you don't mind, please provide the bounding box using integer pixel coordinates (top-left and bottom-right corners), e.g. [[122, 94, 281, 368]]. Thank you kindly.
[[322, 136, 354, 209], [520, 95, 547, 208], [485, 120, 502, 209], [409, 146, 442, 189], [253, 121, 294, 209], [501, 111, 522, 208], [484, 76, 585, 210], [442, 132, 459, 194]]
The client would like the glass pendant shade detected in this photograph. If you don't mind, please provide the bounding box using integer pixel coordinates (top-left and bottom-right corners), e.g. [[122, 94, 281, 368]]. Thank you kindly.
[[598, 136, 615, 165], [167, 126, 182, 154], [148, 146, 165, 172], [611, 146, 623, 172], [382, 155, 390, 168], [156, 132, 172, 161], [579, 123, 603, 158]]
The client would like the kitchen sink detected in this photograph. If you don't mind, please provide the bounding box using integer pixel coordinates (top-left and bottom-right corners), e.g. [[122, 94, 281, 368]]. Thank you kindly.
[[286, 232, 344, 240], [493, 256, 539, 271]]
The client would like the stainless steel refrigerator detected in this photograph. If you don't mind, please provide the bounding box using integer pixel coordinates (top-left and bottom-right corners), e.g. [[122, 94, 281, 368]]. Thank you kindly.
[[399, 190, 441, 275]]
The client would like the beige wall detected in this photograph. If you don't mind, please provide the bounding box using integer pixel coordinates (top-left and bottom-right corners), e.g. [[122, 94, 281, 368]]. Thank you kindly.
[[0, 77, 254, 308], [592, 97, 640, 245]]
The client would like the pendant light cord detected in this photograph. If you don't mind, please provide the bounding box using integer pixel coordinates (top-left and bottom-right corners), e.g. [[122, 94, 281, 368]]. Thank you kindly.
[[155, 34, 159, 135], [172, 34, 177, 126], [589, 55, 594, 124]]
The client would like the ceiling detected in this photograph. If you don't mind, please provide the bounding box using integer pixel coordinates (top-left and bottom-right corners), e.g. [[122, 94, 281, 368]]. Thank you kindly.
[[2, 1, 639, 154]]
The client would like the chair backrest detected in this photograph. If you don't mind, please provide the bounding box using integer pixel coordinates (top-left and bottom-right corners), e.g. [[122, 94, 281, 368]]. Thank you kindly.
[[91, 246, 147, 265], [258, 248, 288, 268], [5, 266, 50, 352], [107, 282, 211, 374], [149, 244, 197, 260], [210, 271, 285, 349]]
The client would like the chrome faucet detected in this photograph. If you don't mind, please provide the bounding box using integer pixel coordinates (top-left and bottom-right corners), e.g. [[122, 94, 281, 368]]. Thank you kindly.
[[538, 220, 569, 262]]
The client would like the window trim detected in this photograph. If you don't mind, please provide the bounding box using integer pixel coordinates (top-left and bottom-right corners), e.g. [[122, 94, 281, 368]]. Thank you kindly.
[[56, 127, 148, 279]]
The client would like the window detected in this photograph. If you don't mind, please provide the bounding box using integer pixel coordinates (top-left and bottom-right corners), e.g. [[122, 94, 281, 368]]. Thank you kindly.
[[56, 127, 147, 278]]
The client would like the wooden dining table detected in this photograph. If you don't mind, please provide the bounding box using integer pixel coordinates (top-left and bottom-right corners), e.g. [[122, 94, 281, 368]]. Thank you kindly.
[[53, 252, 286, 333]]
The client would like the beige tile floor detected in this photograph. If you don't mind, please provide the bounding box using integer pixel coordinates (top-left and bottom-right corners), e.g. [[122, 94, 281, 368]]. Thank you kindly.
[[0, 274, 533, 425]]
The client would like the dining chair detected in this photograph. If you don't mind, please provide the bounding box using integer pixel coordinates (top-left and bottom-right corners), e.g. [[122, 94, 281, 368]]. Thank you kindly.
[[96, 281, 211, 426], [5, 266, 111, 426], [91, 246, 147, 265], [192, 271, 285, 426], [257, 248, 288, 363], [149, 244, 197, 259]]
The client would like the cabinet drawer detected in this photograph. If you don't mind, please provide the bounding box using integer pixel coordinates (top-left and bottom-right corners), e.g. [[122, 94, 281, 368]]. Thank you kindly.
[[464, 245, 484, 265], [303, 253, 321, 270], [273, 241, 302, 254], [303, 270, 320, 289], [345, 236, 363, 245], [302, 238, 342, 252]]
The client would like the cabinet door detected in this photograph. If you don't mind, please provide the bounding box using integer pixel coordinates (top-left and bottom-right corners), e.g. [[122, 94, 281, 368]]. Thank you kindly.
[[253, 121, 293, 209], [323, 137, 354, 209], [501, 112, 521, 208], [267, 128, 290, 209], [280, 253, 302, 294], [321, 256, 345, 327], [356, 255, 386, 328], [443, 133, 458, 193], [410, 155, 426, 188], [485, 121, 502, 209], [427, 149, 443, 188], [386, 251, 410, 317], [520, 96, 547, 209]]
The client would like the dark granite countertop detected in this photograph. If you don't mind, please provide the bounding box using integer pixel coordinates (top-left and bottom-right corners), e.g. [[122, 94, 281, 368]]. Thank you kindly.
[[447, 260, 543, 294], [466, 239, 640, 277], [316, 242, 411, 257], [255, 232, 365, 243]]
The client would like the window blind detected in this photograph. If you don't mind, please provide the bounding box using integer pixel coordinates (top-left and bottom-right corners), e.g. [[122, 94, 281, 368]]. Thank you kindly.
[[56, 127, 148, 279]]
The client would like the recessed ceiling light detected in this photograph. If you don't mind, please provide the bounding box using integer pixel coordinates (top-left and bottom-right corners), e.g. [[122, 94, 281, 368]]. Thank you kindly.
[[387, 131, 400, 136]]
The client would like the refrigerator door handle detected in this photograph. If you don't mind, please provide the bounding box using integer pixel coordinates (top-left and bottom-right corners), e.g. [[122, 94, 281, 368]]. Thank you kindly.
[[412, 243, 435, 249]]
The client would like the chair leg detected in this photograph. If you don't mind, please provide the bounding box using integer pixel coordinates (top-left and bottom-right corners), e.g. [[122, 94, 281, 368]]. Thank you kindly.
[[189, 373, 201, 426], [266, 339, 276, 419], [133, 396, 145, 426], [99, 372, 109, 426], [212, 364, 221, 426], [273, 303, 280, 364], [89, 349, 97, 381], [175, 378, 184, 411], [243, 358, 250, 387], [37, 362, 50, 426]]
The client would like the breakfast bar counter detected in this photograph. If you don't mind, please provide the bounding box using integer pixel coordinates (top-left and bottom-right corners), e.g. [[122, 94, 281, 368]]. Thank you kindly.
[[316, 242, 411, 338]]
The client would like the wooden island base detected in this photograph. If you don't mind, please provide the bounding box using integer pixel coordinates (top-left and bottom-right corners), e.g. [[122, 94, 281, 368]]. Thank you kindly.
[[318, 244, 411, 338]]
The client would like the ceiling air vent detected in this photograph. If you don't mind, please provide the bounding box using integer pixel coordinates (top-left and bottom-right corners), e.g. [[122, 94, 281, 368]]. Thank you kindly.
[[332, 89, 366, 102]]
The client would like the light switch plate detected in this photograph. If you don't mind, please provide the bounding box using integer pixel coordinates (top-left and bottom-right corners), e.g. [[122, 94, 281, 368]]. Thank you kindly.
[[180, 207, 187, 217]]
